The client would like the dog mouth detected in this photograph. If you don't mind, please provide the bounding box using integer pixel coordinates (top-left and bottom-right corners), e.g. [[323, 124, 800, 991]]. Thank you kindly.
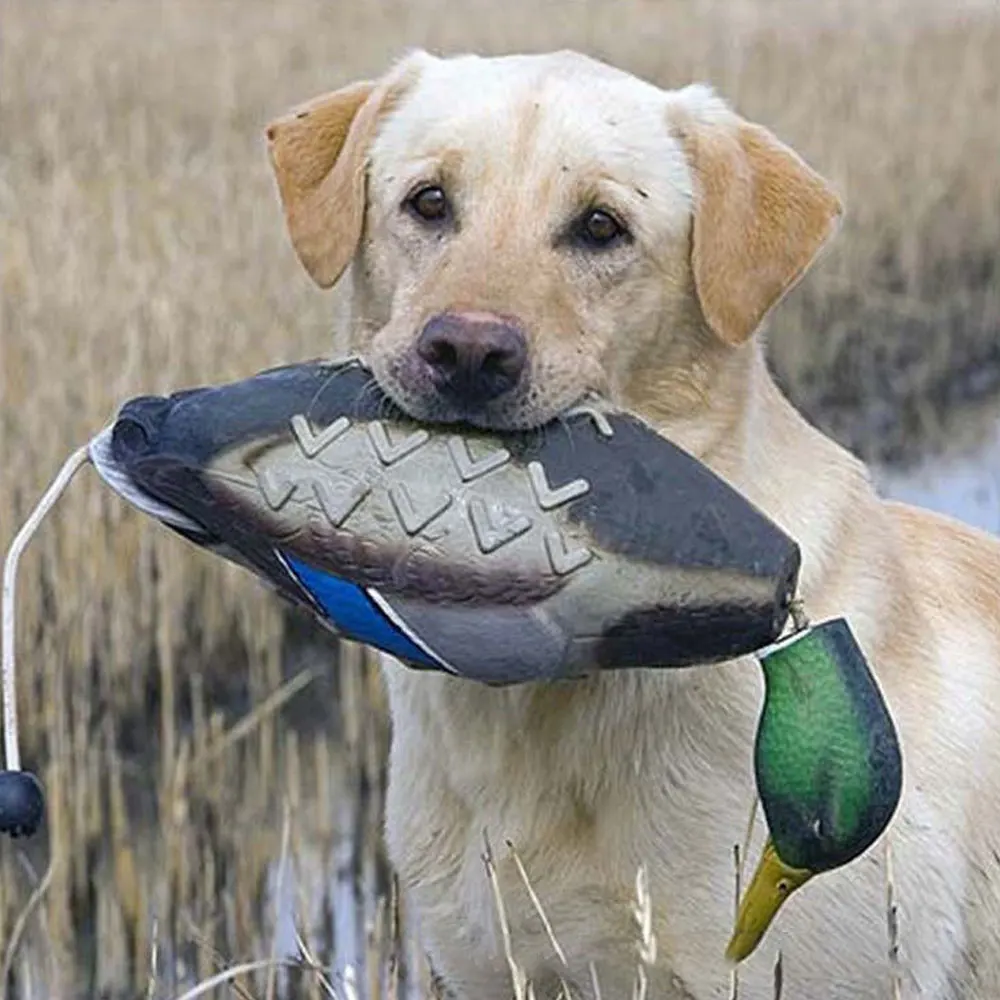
[[369, 351, 586, 432]]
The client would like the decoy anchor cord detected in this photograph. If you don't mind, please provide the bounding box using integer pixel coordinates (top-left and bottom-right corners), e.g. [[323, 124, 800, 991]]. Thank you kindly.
[[2, 445, 92, 775]]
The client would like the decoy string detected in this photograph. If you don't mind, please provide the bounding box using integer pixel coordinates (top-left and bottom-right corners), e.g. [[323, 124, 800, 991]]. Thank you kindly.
[[2, 445, 92, 772]]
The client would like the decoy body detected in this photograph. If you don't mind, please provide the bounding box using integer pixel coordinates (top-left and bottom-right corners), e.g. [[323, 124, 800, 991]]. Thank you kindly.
[[89, 357, 802, 683]]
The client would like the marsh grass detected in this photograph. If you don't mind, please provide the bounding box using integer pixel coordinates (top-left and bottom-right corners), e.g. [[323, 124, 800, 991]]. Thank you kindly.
[[1, 0, 998, 996]]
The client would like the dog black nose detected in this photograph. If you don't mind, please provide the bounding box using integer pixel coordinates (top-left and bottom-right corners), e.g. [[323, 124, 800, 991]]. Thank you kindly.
[[416, 312, 527, 404]]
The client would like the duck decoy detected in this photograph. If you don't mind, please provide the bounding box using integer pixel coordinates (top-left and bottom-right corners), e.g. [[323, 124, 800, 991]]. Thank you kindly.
[[2, 357, 903, 967]]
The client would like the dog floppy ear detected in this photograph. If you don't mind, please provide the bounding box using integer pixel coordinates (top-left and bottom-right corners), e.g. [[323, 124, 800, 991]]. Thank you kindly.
[[265, 58, 422, 288], [671, 89, 843, 345]]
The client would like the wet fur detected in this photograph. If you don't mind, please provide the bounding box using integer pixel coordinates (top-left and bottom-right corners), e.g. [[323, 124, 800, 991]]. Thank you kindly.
[[266, 49, 1000, 999]]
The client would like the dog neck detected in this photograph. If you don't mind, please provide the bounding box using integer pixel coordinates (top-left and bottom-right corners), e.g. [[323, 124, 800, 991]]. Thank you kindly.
[[627, 339, 886, 611]]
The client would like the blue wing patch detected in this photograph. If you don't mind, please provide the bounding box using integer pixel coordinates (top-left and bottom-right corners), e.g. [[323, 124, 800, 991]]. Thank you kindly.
[[283, 554, 442, 669]]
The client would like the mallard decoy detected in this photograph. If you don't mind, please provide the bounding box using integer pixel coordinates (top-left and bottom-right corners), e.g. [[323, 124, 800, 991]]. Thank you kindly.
[[3, 356, 902, 967], [726, 616, 904, 963]]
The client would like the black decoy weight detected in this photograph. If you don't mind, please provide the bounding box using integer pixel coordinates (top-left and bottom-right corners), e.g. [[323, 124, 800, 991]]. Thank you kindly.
[[0, 769, 45, 838]]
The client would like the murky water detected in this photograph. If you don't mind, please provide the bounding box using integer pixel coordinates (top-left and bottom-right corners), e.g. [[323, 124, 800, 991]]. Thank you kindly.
[[875, 420, 1000, 535]]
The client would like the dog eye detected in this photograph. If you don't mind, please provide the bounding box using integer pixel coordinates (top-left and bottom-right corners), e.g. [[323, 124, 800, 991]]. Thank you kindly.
[[406, 185, 450, 224], [576, 208, 629, 249]]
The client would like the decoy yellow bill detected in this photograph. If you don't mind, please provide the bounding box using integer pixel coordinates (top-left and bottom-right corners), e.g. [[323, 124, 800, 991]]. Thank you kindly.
[[726, 838, 813, 964]]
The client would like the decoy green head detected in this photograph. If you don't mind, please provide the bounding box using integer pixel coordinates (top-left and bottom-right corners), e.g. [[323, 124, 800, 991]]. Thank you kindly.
[[727, 617, 903, 963]]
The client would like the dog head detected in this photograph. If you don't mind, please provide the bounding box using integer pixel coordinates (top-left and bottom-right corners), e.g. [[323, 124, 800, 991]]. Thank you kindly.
[[266, 50, 841, 430]]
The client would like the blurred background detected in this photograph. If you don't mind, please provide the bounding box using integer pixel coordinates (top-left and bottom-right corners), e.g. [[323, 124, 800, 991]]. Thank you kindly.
[[1, 1, 998, 997]]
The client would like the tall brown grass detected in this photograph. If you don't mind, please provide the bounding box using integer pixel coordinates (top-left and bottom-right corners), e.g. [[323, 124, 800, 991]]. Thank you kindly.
[[1, 1, 998, 996]]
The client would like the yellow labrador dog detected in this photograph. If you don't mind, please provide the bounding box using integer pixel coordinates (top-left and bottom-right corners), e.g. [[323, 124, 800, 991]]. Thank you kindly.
[[265, 50, 1000, 999]]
